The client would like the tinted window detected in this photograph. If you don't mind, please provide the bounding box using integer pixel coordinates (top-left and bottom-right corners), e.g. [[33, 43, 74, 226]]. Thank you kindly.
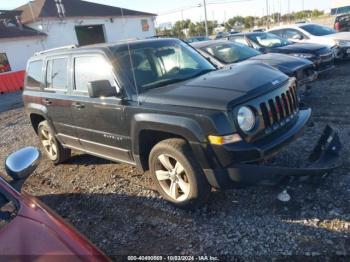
[[204, 42, 260, 64], [26, 60, 43, 89], [300, 24, 336, 36], [248, 33, 292, 47], [46, 58, 68, 90], [74, 56, 116, 92], [230, 36, 249, 46]]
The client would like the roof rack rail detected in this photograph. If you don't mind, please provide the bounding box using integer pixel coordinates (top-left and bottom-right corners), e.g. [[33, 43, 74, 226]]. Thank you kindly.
[[34, 45, 78, 56]]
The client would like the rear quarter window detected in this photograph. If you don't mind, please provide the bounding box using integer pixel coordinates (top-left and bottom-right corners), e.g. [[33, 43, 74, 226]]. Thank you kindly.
[[26, 60, 43, 89]]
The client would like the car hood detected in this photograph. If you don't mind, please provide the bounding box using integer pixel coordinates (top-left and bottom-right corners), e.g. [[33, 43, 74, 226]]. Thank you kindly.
[[139, 61, 289, 111], [324, 32, 350, 41], [248, 53, 313, 75], [272, 42, 326, 53]]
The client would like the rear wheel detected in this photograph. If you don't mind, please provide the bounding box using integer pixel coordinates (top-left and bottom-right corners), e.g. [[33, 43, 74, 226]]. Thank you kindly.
[[38, 121, 71, 164], [149, 138, 211, 209]]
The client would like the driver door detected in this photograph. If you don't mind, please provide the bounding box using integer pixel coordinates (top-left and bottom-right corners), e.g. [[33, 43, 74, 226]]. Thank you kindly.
[[70, 54, 133, 163]]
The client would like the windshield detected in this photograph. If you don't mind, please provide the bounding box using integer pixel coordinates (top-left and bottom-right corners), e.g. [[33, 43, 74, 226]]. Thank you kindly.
[[111, 40, 215, 92], [249, 33, 292, 47], [204, 42, 261, 64], [300, 24, 336, 36]]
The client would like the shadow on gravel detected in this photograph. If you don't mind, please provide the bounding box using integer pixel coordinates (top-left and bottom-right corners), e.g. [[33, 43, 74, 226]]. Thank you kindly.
[[64, 154, 113, 166], [37, 184, 350, 257]]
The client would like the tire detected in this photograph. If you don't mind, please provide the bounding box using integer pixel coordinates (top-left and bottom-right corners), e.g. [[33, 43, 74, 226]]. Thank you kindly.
[[38, 120, 71, 164], [149, 138, 211, 209]]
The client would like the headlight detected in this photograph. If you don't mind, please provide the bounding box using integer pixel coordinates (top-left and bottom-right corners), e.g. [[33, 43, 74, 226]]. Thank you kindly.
[[335, 40, 350, 47], [290, 53, 315, 59], [237, 106, 256, 132]]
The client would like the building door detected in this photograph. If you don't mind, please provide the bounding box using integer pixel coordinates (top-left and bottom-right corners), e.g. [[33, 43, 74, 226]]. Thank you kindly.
[[75, 25, 106, 46]]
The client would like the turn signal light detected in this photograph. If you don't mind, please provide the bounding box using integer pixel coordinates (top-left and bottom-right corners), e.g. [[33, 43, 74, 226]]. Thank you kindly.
[[208, 134, 242, 145]]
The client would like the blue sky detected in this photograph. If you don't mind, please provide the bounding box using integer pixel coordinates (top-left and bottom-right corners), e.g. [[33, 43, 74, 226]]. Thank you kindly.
[[1, 0, 332, 24]]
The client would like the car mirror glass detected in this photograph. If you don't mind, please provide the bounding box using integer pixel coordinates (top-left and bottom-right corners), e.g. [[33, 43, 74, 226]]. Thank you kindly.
[[5, 147, 41, 181]]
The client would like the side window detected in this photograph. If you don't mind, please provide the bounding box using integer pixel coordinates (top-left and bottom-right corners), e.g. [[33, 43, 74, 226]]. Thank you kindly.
[[282, 29, 306, 39], [269, 30, 282, 37], [0, 53, 11, 73], [46, 58, 68, 90], [230, 36, 249, 46], [26, 60, 43, 89], [74, 56, 115, 92]]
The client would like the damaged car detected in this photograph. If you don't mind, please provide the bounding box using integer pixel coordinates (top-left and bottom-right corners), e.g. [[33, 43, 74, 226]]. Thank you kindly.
[[191, 40, 317, 91], [228, 32, 335, 74], [23, 38, 341, 209]]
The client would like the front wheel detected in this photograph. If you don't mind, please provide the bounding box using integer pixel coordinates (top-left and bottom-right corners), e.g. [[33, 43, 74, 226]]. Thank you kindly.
[[149, 138, 211, 209]]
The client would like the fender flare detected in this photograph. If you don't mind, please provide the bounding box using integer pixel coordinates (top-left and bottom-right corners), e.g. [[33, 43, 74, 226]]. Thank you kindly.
[[131, 113, 206, 155]]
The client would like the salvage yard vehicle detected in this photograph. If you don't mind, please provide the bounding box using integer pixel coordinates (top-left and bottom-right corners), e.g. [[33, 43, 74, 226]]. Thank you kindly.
[[228, 32, 335, 73], [268, 23, 350, 59], [334, 13, 350, 32], [23, 38, 341, 209], [191, 40, 317, 90], [0, 147, 109, 260]]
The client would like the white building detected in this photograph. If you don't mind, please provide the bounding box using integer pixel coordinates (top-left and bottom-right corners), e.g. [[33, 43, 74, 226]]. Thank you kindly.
[[0, 0, 156, 73]]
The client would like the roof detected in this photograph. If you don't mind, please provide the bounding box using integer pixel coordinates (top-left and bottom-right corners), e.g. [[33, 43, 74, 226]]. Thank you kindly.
[[16, 0, 156, 24], [0, 23, 46, 39], [32, 37, 179, 57], [191, 40, 229, 49], [268, 23, 315, 32]]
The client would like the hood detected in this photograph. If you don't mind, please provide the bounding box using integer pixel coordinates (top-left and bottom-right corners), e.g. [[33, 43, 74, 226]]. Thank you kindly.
[[272, 42, 327, 54], [139, 61, 289, 111], [248, 53, 313, 75], [324, 32, 350, 41]]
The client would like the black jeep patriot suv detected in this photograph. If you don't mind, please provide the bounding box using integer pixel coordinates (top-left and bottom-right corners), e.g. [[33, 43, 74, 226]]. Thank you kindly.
[[23, 38, 340, 209]]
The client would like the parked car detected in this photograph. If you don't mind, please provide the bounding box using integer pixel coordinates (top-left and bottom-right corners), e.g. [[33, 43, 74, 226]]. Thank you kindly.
[[268, 23, 350, 59], [228, 32, 335, 73], [0, 147, 109, 260], [191, 40, 317, 90], [23, 38, 341, 209], [334, 13, 350, 32], [186, 36, 211, 43], [215, 31, 229, 39]]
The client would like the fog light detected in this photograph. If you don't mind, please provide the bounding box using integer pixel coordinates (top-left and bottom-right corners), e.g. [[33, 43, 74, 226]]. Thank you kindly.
[[208, 134, 242, 145]]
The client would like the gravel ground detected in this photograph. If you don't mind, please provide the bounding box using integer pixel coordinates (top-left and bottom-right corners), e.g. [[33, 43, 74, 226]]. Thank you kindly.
[[0, 62, 349, 260]]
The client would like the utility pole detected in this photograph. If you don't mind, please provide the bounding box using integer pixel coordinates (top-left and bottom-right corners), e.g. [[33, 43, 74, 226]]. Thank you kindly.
[[203, 0, 208, 37]]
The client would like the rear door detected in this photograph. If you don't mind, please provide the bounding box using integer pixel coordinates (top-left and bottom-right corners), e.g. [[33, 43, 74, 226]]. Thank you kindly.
[[70, 53, 133, 163], [41, 55, 80, 148]]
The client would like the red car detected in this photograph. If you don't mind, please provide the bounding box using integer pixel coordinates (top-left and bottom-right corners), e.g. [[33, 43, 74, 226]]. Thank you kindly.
[[0, 147, 110, 261]]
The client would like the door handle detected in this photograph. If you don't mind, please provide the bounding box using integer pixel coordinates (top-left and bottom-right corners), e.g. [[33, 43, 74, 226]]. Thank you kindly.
[[73, 103, 85, 109], [42, 98, 52, 105]]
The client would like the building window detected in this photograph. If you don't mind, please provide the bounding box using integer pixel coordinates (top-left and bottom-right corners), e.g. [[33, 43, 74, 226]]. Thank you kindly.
[[141, 19, 150, 32], [0, 53, 11, 73]]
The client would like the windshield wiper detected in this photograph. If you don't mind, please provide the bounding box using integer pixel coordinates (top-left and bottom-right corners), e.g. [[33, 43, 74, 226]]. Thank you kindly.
[[190, 68, 216, 78], [143, 78, 188, 90]]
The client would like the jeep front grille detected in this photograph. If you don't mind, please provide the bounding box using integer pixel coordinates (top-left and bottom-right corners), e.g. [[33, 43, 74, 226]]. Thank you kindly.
[[259, 83, 298, 130]]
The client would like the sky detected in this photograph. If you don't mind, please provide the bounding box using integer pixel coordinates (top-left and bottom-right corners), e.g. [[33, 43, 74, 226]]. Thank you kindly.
[[1, 0, 333, 25]]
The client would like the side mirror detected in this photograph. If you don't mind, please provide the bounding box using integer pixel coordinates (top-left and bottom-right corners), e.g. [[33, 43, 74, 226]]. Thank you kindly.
[[88, 80, 118, 98], [292, 34, 303, 40], [5, 147, 41, 181]]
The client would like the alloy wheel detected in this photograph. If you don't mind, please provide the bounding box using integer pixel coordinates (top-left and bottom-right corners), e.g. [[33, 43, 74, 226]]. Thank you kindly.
[[39, 127, 57, 160], [155, 154, 190, 202]]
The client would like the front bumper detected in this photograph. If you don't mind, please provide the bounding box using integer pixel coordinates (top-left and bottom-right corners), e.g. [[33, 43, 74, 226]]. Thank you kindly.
[[203, 123, 342, 189], [297, 70, 318, 89], [333, 45, 350, 59]]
